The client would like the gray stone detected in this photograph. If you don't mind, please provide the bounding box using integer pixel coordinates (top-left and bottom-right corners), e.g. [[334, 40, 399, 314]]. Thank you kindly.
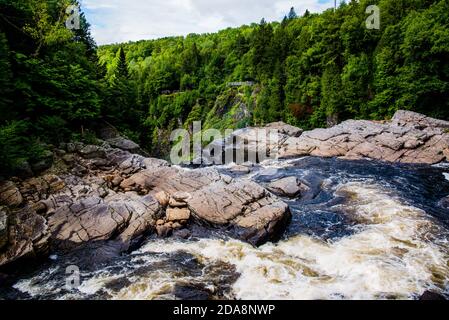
[[230, 165, 251, 174], [267, 177, 302, 198], [0, 206, 48, 266], [78, 145, 107, 159], [392, 110, 449, 129], [143, 157, 170, 169], [186, 180, 290, 245], [0, 181, 23, 207], [0, 207, 8, 250], [265, 121, 303, 137], [278, 110, 449, 165], [107, 137, 141, 153]]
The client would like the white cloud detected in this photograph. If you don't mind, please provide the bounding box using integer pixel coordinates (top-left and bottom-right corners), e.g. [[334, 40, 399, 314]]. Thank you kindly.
[[80, 0, 333, 45]]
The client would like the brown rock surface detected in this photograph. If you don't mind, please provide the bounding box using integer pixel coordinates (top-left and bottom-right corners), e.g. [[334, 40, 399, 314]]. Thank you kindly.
[[185, 180, 290, 245], [5, 110, 447, 266], [1, 139, 292, 266], [278, 111, 449, 164], [166, 207, 191, 222], [154, 191, 170, 207], [0, 181, 23, 207], [0, 206, 49, 266], [48, 194, 161, 250], [122, 166, 290, 245]]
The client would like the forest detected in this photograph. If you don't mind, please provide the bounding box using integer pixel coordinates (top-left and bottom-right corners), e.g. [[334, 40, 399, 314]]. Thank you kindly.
[[1, 0, 449, 174]]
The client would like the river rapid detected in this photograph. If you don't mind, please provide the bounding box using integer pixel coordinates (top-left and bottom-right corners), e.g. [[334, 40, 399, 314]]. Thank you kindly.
[[2, 157, 449, 300]]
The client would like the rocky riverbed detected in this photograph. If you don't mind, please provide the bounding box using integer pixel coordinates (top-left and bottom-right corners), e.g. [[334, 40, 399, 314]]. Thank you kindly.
[[0, 111, 448, 300]]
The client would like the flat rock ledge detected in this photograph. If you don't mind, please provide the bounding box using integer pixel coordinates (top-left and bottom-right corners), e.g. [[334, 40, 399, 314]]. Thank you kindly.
[[0, 142, 290, 267], [205, 111, 448, 165], [278, 110, 449, 164]]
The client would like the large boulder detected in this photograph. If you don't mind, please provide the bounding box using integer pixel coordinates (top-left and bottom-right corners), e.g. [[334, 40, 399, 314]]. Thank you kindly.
[[265, 121, 303, 137], [201, 125, 288, 165], [48, 194, 161, 251], [97, 122, 149, 156], [267, 176, 302, 198], [278, 111, 449, 165], [0, 206, 48, 266], [166, 207, 191, 222], [392, 110, 449, 130], [185, 179, 290, 246], [77, 145, 107, 159], [122, 167, 291, 245], [106, 137, 146, 155], [0, 181, 23, 207]]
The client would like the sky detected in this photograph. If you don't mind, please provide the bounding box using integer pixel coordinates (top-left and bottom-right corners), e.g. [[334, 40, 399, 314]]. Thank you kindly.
[[79, 0, 335, 45]]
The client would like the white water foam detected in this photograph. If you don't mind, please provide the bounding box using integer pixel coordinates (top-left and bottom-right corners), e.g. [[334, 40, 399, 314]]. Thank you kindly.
[[432, 162, 449, 169], [12, 182, 449, 300], [443, 173, 449, 181], [133, 182, 449, 300]]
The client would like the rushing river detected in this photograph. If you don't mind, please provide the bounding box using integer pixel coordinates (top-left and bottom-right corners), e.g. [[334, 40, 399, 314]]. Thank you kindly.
[[2, 157, 449, 300]]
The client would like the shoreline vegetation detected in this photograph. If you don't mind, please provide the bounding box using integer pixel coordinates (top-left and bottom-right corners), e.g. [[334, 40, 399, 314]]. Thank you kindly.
[[1, 0, 449, 177]]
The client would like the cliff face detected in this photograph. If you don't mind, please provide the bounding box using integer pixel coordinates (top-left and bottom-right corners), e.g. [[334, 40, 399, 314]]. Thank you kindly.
[[1, 110, 448, 268]]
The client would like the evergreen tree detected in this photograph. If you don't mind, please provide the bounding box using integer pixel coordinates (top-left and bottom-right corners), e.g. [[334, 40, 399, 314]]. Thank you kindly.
[[321, 63, 344, 127], [181, 42, 200, 74], [116, 47, 129, 79], [0, 32, 12, 121], [251, 18, 274, 80], [288, 7, 297, 20]]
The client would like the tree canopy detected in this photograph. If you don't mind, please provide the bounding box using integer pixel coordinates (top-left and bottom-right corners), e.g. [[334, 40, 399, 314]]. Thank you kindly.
[[1, 0, 449, 173]]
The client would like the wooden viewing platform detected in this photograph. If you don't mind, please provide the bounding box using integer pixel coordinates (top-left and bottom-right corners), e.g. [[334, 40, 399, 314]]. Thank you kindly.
[[226, 81, 255, 87]]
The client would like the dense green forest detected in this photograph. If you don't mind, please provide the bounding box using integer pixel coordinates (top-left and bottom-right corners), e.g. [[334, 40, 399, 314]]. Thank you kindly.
[[0, 0, 103, 175], [1, 0, 449, 175]]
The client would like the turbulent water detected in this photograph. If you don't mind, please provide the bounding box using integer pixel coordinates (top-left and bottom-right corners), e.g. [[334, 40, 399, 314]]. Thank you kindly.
[[3, 157, 449, 300]]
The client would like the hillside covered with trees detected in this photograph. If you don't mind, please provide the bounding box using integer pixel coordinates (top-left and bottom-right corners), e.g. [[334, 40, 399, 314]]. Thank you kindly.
[[1, 0, 449, 173]]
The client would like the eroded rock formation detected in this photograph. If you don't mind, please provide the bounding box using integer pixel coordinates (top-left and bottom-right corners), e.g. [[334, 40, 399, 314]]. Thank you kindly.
[[279, 111, 449, 164], [0, 138, 291, 266]]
